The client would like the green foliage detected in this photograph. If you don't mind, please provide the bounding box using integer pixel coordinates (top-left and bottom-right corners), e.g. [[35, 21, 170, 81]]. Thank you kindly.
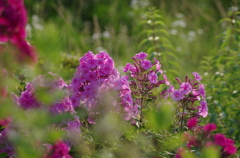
[[201, 6, 240, 151], [139, 7, 180, 81]]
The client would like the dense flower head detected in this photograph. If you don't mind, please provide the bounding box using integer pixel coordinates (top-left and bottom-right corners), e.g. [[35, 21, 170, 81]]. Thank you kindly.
[[214, 133, 226, 147], [0, 0, 27, 42], [179, 125, 237, 157], [0, 0, 37, 62], [45, 141, 72, 158], [17, 83, 41, 109], [71, 51, 138, 123], [166, 73, 208, 118], [187, 117, 198, 129], [204, 123, 216, 132]]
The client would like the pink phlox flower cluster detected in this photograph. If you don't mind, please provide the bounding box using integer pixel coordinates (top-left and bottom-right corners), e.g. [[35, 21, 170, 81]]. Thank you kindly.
[[166, 73, 208, 118], [15, 73, 74, 114], [203, 123, 217, 132], [180, 122, 237, 157], [17, 83, 41, 109], [45, 141, 72, 158], [187, 117, 198, 129], [70, 51, 118, 108], [50, 96, 74, 115], [0, 0, 37, 62], [124, 53, 167, 86], [71, 51, 138, 123], [214, 133, 237, 155], [0, 0, 27, 42]]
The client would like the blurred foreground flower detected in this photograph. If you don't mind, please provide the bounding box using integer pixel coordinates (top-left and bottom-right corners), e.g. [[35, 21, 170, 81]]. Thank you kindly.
[[0, 0, 37, 62]]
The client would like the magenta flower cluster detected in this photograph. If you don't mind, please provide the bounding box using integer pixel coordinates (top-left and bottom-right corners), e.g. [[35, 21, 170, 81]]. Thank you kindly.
[[45, 141, 72, 158], [176, 119, 237, 157], [70, 51, 138, 123], [0, 0, 37, 62], [163, 72, 207, 118]]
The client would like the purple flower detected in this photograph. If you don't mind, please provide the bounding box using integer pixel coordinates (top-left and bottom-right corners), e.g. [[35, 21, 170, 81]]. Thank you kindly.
[[134, 52, 148, 60], [198, 84, 206, 99], [88, 59, 98, 68], [141, 59, 152, 70], [148, 72, 158, 84], [171, 90, 184, 101], [123, 63, 135, 72], [198, 100, 208, 117], [18, 83, 41, 109], [180, 82, 192, 94], [192, 72, 202, 82]]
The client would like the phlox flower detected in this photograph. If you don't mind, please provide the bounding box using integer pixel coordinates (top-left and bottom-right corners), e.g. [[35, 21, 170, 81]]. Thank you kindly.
[[141, 59, 152, 70], [204, 123, 217, 132], [224, 144, 237, 155], [192, 72, 202, 82], [148, 72, 158, 84], [171, 90, 184, 101], [198, 100, 208, 117], [88, 59, 98, 68], [123, 63, 136, 73], [134, 52, 148, 60], [45, 141, 72, 158], [187, 117, 198, 129], [214, 133, 226, 147], [180, 82, 192, 95], [198, 84, 206, 99]]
